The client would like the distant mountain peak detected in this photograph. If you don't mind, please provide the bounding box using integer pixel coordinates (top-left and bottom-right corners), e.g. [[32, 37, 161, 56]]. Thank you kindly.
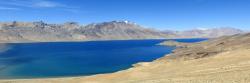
[[87, 20, 139, 28], [162, 27, 244, 38], [110, 20, 136, 25], [195, 28, 209, 31]]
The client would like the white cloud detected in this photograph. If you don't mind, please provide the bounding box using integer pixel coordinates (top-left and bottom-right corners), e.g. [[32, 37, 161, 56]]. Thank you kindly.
[[196, 27, 209, 30], [0, 6, 20, 10], [31, 0, 64, 8], [0, 0, 78, 12]]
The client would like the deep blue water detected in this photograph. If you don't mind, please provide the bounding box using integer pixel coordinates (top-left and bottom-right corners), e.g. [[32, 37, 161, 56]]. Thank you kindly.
[[0, 39, 206, 79]]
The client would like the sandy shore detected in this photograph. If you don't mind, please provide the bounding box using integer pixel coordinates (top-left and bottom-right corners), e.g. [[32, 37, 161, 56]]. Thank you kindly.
[[0, 48, 250, 83]]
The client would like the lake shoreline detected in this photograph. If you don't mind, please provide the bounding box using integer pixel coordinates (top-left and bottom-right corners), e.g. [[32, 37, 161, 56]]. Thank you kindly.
[[0, 38, 212, 83], [0, 38, 208, 44], [0, 33, 249, 83], [1, 39, 199, 79]]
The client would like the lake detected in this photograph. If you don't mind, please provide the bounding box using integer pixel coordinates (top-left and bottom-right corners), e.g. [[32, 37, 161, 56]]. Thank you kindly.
[[0, 39, 206, 79]]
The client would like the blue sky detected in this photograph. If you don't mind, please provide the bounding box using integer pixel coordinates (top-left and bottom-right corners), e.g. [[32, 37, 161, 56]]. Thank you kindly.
[[0, 0, 250, 30]]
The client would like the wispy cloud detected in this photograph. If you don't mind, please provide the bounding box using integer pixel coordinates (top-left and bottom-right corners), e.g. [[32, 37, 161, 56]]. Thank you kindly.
[[0, 0, 79, 12], [31, 0, 67, 8], [0, 6, 20, 10], [34, 1, 59, 8]]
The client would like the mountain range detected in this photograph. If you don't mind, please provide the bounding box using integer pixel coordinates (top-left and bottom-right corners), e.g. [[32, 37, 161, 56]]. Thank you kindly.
[[0, 21, 245, 43], [163, 27, 244, 38]]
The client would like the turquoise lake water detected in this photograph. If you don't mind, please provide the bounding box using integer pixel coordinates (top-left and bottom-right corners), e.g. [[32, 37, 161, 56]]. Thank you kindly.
[[0, 39, 206, 79]]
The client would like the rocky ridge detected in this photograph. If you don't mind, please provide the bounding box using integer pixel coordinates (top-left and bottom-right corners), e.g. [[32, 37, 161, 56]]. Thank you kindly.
[[0, 21, 245, 43], [0, 21, 172, 43], [163, 27, 244, 38]]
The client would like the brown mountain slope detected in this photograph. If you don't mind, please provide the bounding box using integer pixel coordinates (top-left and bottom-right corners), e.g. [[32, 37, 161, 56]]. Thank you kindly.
[[159, 33, 250, 61], [0, 21, 245, 43], [163, 27, 244, 38], [0, 21, 171, 43]]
